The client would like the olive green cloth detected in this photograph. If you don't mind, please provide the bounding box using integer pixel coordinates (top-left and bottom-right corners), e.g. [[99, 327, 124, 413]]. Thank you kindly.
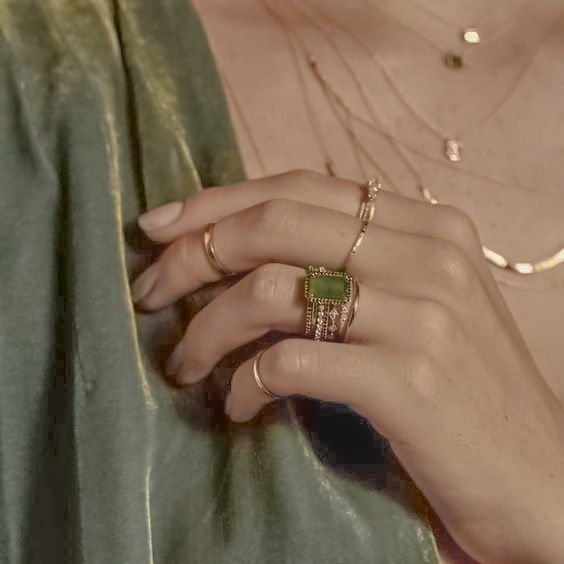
[[0, 1, 439, 562]]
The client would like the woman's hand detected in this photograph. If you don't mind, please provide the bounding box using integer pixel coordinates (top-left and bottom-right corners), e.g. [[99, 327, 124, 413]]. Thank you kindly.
[[131, 170, 564, 564]]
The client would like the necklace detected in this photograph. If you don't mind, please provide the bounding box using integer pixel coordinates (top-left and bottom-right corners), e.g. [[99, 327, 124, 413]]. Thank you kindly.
[[294, 0, 564, 289], [366, 0, 514, 70], [341, 0, 562, 163], [227, 0, 564, 290]]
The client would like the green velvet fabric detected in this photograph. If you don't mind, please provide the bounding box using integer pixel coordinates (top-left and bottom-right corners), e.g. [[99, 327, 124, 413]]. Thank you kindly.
[[0, 1, 440, 562]]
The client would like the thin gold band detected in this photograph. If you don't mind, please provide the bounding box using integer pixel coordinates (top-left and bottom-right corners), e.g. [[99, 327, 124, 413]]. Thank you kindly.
[[343, 218, 370, 268], [203, 221, 234, 276], [342, 279, 360, 343], [342, 177, 381, 268], [253, 348, 283, 399]]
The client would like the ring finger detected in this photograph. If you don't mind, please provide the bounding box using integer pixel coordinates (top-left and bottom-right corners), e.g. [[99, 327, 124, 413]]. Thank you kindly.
[[167, 262, 427, 385]]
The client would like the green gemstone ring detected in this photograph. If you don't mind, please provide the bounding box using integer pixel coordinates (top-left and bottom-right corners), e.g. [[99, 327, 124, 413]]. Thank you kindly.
[[304, 265, 357, 342]]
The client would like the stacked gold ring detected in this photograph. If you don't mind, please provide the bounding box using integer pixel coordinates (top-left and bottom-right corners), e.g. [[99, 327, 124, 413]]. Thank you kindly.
[[304, 177, 380, 343], [304, 265, 355, 342], [343, 177, 381, 269]]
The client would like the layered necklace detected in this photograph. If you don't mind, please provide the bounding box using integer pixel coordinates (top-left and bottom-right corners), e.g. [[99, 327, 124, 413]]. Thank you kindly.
[[223, 0, 564, 291], [367, 0, 515, 70]]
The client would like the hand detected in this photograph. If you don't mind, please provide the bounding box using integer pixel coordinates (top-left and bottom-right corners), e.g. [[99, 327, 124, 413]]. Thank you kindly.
[[131, 170, 564, 563]]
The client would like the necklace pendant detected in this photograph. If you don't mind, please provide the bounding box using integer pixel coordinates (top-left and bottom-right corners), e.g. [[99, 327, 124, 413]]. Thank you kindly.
[[444, 53, 464, 69], [462, 28, 481, 44], [445, 139, 462, 162]]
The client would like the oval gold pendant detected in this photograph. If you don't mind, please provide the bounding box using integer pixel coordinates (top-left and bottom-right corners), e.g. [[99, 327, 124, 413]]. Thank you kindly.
[[445, 139, 462, 162], [462, 28, 481, 44]]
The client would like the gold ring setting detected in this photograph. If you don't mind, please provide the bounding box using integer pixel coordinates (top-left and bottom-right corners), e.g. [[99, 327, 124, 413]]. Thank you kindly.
[[203, 221, 235, 276], [253, 348, 284, 399]]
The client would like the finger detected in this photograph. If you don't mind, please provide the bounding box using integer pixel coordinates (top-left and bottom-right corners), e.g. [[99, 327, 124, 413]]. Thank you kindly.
[[166, 262, 426, 385], [133, 197, 483, 311], [224, 338, 406, 443], [138, 171, 484, 266]]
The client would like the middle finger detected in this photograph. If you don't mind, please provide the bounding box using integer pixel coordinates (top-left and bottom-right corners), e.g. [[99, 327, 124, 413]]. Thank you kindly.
[[133, 197, 479, 310], [166, 262, 424, 383]]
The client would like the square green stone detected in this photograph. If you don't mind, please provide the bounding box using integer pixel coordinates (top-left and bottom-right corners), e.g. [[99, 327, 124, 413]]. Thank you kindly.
[[444, 53, 463, 69], [307, 273, 347, 301]]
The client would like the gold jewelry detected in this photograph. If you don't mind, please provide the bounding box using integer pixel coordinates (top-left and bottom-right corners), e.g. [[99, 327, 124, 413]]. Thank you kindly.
[[368, 0, 514, 69], [358, 177, 381, 222], [253, 348, 284, 399], [302, 0, 562, 163], [342, 177, 380, 268], [339, 278, 360, 342], [237, 1, 564, 290], [203, 221, 235, 276], [288, 3, 564, 289], [306, 53, 564, 283], [343, 218, 370, 269], [304, 266, 355, 342]]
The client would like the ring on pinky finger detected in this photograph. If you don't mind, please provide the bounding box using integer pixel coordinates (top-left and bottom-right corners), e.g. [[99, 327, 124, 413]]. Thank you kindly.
[[224, 336, 401, 427]]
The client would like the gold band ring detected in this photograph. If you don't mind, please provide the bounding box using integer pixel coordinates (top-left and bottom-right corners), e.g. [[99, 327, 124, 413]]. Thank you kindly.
[[342, 177, 381, 269], [253, 348, 284, 400], [341, 279, 360, 343], [203, 221, 235, 276]]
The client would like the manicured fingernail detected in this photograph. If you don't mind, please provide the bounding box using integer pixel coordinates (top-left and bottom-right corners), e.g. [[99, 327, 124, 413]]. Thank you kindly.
[[131, 263, 159, 303], [138, 201, 183, 231], [166, 341, 185, 376]]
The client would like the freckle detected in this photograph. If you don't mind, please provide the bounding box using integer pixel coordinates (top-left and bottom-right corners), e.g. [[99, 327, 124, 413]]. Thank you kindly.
[[504, 414, 509, 421]]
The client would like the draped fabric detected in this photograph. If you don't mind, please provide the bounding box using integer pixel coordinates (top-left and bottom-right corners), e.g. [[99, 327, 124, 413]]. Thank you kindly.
[[0, 1, 439, 561]]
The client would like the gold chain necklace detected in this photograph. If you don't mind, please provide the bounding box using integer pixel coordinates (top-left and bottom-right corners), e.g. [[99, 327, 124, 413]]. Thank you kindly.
[[294, 0, 564, 289], [226, 0, 564, 291], [364, 0, 515, 70], [337, 0, 563, 163]]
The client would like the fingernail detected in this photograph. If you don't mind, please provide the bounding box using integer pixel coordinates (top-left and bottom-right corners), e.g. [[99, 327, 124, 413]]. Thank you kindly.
[[166, 341, 185, 376], [138, 201, 183, 231], [131, 263, 159, 303]]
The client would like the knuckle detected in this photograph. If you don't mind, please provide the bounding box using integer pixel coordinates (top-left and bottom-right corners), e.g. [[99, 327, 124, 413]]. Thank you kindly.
[[279, 169, 323, 186], [435, 205, 481, 251], [256, 198, 303, 237], [264, 338, 317, 378], [245, 263, 291, 305], [431, 239, 476, 293], [415, 299, 455, 340], [166, 232, 196, 275], [404, 353, 440, 402]]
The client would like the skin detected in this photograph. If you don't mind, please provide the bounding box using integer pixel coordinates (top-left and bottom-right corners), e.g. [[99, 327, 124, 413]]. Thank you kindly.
[[131, 1, 564, 562]]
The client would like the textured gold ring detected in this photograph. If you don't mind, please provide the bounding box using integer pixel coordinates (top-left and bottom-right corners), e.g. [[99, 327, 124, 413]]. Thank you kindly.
[[304, 265, 357, 342], [343, 177, 381, 269], [203, 221, 235, 276], [253, 348, 284, 399]]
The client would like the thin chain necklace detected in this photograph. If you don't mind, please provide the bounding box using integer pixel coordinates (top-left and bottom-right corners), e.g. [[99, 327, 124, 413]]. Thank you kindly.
[[338, 0, 562, 163], [294, 0, 564, 289], [227, 0, 564, 291], [399, 0, 495, 29], [365, 0, 514, 70], [258, 0, 564, 199]]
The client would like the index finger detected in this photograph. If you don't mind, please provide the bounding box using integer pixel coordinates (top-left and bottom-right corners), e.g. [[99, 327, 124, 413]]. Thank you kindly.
[[137, 170, 482, 261]]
